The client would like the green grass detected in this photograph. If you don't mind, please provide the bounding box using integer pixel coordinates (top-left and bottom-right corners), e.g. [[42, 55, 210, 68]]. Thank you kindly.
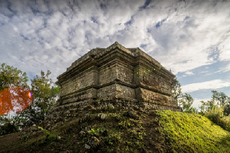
[[156, 110, 230, 152]]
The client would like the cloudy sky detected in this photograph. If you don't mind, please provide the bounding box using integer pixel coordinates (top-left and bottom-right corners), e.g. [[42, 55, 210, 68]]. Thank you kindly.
[[0, 0, 230, 110]]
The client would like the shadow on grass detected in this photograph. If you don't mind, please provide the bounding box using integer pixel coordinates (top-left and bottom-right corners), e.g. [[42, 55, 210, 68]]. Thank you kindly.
[[219, 133, 230, 146]]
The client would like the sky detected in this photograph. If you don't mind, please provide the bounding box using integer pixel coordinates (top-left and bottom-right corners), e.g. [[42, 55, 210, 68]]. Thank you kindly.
[[0, 0, 230, 110]]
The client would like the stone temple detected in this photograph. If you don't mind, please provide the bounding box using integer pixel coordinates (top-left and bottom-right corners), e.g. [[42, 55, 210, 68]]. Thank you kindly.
[[50, 42, 182, 116]]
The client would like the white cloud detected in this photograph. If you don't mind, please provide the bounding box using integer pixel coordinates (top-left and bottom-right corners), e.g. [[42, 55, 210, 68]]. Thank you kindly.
[[182, 71, 194, 77], [181, 79, 230, 93], [142, 0, 230, 74], [214, 62, 230, 74], [219, 37, 230, 61], [0, 0, 230, 85]]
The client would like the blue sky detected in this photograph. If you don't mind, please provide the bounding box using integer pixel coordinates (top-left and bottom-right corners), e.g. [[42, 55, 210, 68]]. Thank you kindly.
[[0, 0, 230, 110]]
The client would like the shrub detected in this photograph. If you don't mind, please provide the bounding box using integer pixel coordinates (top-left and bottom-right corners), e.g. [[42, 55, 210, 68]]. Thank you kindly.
[[0, 122, 19, 136], [205, 106, 223, 124], [205, 106, 230, 132], [219, 116, 230, 132]]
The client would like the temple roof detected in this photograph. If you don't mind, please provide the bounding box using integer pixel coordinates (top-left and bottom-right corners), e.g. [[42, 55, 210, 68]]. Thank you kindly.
[[57, 41, 174, 80]]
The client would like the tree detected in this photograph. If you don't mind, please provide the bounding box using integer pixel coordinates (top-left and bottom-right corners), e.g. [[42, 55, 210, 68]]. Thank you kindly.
[[211, 90, 230, 116], [0, 63, 29, 135], [0, 63, 29, 92], [172, 78, 182, 101], [15, 70, 59, 128], [199, 100, 216, 115], [0, 63, 59, 135], [172, 78, 198, 113], [199, 90, 230, 116], [0, 63, 29, 115], [178, 93, 197, 113], [211, 90, 230, 107]]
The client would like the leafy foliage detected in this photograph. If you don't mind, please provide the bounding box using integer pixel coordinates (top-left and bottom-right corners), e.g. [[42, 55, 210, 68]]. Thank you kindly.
[[200, 90, 230, 116], [0, 63, 29, 135], [0, 63, 29, 92], [224, 104, 230, 116], [15, 70, 59, 128], [178, 93, 198, 113], [212, 90, 230, 107], [198, 90, 230, 131], [0, 63, 59, 135], [0, 63, 30, 116], [171, 78, 182, 101], [38, 126, 50, 135], [172, 78, 197, 113], [0, 120, 19, 135], [205, 106, 224, 124], [204, 106, 230, 132]]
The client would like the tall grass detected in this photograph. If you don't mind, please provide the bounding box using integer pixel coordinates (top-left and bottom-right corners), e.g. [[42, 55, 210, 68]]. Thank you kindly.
[[205, 106, 230, 132]]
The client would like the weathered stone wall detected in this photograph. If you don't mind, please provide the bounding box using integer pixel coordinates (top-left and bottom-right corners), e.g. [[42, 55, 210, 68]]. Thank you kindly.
[[61, 88, 97, 105], [99, 62, 117, 86], [135, 64, 173, 95], [97, 84, 116, 99], [60, 66, 98, 96], [135, 88, 176, 107], [116, 62, 134, 84], [48, 97, 181, 124], [115, 84, 136, 99], [54, 41, 181, 113]]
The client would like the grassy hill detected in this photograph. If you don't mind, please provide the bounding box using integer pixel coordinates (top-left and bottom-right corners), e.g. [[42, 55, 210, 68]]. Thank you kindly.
[[0, 107, 230, 153]]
